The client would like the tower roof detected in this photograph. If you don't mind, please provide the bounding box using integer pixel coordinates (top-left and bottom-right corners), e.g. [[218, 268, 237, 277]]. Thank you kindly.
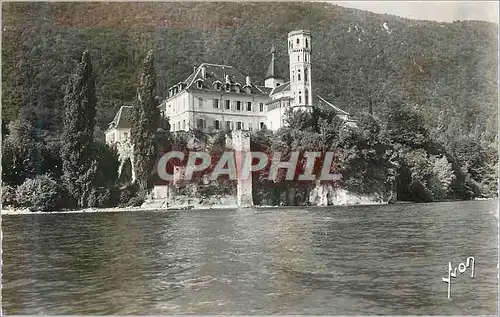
[[265, 45, 283, 80]]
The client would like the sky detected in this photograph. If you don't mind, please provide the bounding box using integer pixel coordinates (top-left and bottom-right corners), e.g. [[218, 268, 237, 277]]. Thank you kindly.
[[329, 1, 499, 24]]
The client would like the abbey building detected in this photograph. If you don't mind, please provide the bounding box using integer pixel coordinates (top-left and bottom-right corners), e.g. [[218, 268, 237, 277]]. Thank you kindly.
[[105, 30, 350, 144]]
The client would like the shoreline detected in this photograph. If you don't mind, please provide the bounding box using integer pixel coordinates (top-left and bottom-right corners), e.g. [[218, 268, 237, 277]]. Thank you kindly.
[[1, 197, 496, 216]]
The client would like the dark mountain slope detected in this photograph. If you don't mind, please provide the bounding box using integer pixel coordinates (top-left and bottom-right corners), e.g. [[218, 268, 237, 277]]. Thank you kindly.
[[2, 2, 497, 144]]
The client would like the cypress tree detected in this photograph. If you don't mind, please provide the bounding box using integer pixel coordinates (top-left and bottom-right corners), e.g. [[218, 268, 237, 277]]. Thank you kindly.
[[60, 50, 97, 207], [131, 50, 160, 192]]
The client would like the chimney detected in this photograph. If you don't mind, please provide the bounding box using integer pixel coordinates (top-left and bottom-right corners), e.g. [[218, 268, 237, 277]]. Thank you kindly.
[[193, 66, 197, 73], [201, 66, 206, 78], [246, 76, 251, 86]]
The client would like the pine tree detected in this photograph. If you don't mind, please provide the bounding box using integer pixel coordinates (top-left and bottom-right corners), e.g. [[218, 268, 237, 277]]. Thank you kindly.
[[60, 50, 97, 208], [131, 50, 160, 192]]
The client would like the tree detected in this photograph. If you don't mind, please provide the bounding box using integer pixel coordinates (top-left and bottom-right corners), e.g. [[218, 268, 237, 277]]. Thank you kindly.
[[130, 50, 160, 193], [60, 50, 98, 208]]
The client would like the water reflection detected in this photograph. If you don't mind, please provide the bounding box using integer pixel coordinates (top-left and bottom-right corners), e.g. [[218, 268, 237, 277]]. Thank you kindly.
[[2, 200, 498, 315]]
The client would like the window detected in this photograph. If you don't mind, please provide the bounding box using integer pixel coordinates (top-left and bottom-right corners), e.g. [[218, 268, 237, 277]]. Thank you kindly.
[[259, 103, 264, 112], [123, 132, 128, 140], [236, 101, 241, 111], [183, 120, 186, 130], [299, 95, 302, 104], [248, 123, 253, 131], [305, 38, 308, 48], [247, 102, 252, 111], [296, 38, 299, 44], [225, 100, 230, 110], [177, 122, 180, 130], [225, 84, 231, 92], [304, 68, 308, 82], [226, 121, 231, 130], [236, 122, 242, 130], [298, 55, 300, 62], [305, 89, 309, 105], [214, 82, 221, 90], [198, 97, 203, 108], [260, 122, 265, 130], [197, 119, 204, 130], [298, 73, 301, 81], [197, 80, 203, 89], [215, 120, 221, 130], [213, 98, 219, 109]]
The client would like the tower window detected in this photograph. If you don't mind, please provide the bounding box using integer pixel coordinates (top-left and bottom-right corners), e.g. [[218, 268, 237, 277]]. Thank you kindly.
[[305, 89, 309, 105], [183, 120, 186, 130], [298, 73, 301, 81], [298, 55, 300, 62], [296, 38, 299, 44], [305, 38, 308, 48], [305, 68, 308, 82], [299, 96, 302, 104]]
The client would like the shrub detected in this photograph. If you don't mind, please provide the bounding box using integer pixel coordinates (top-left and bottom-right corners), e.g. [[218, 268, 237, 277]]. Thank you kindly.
[[2, 185, 17, 207], [87, 186, 120, 208], [127, 196, 145, 207], [119, 183, 139, 207], [15, 175, 62, 212]]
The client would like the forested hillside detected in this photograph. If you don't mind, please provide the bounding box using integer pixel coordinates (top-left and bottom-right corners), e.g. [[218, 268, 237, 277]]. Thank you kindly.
[[2, 2, 498, 204]]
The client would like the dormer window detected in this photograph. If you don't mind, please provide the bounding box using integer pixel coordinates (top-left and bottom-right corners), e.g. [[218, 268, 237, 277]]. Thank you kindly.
[[235, 84, 241, 93], [225, 84, 231, 92], [213, 81, 222, 90], [196, 79, 203, 89], [243, 85, 251, 94]]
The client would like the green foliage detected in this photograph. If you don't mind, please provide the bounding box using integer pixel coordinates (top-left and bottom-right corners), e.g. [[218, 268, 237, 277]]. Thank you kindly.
[[91, 141, 120, 188], [15, 175, 62, 212], [2, 185, 16, 207], [60, 50, 98, 208], [130, 50, 160, 193], [87, 186, 120, 208]]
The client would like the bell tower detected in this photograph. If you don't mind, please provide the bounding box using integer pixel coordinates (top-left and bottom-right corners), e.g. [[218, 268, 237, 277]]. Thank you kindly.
[[288, 30, 312, 111]]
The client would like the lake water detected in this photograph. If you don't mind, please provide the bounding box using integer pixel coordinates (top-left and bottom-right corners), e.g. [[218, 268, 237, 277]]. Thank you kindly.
[[2, 200, 498, 315]]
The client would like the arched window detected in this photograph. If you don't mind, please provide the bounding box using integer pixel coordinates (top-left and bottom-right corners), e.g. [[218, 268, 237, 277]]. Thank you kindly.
[[304, 68, 308, 82], [305, 38, 308, 48], [305, 89, 309, 105], [196, 80, 203, 89]]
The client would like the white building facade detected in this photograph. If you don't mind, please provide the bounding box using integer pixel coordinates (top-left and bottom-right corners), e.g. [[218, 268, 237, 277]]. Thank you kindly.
[[105, 29, 350, 144]]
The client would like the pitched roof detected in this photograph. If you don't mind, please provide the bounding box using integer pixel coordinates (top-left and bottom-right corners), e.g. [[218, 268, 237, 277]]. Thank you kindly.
[[314, 95, 350, 115], [107, 105, 133, 131], [166, 63, 269, 97], [270, 81, 290, 95]]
